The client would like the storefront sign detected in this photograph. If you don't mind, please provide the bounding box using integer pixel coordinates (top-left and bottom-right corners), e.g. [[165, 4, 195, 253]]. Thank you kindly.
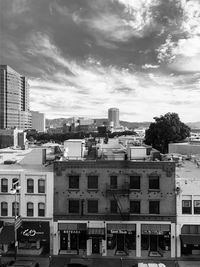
[[110, 230, 133, 234], [23, 229, 44, 237], [63, 230, 80, 234]]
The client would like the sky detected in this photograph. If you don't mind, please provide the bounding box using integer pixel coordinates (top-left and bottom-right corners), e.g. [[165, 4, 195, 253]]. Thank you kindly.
[[0, 0, 200, 122]]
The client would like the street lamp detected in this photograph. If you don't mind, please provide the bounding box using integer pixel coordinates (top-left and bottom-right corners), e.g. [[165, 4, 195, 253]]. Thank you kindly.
[[10, 180, 21, 260]]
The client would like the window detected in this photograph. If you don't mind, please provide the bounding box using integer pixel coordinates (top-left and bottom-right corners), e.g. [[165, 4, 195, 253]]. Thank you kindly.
[[27, 202, 34, 216], [130, 176, 140, 190], [182, 200, 192, 214], [130, 201, 140, 214], [69, 175, 79, 189], [69, 200, 80, 213], [88, 176, 98, 189], [87, 200, 98, 213], [12, 178, 20, 192], [12, 202, 19, 217], [110, 200, 118, 213], [1, 202, 8, 216], [38, 179, 45, 193], [27, 179, 34, 193], [110, 176, 117, 189], [38, 203, 45, 216], [149, 176, 160, 190], [149, 201, 159, 214], [194, 200, 200, 214], [1, 178, 8, 192]]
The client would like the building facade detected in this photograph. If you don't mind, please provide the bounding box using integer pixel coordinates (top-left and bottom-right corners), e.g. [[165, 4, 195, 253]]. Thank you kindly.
[[53, 160, 176, 258], [31, 111, 45, 132], [0, 65, 31, 130]]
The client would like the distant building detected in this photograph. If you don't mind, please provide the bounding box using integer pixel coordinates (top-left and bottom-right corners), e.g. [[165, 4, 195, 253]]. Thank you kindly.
[[0, 65, 31, 130], [108, 108, 120, 128], [0, 128, 26, 149], [31, 111, 45, 132]]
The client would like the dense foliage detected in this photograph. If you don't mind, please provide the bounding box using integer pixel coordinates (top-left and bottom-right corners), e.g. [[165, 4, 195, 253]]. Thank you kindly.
[[144, 112, 190, 153]]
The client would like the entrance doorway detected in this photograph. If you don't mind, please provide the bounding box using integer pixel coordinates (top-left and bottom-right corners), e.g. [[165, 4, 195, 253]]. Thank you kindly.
[[117, 234, 125, 251], [60, 232, 68, 250], [70, 233, 78, 250], [92, 238, 100, 254], [150, 235, 158, 251]]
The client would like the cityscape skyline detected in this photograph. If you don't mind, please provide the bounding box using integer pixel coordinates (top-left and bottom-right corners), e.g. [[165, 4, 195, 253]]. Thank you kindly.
[[1, 0, 200, 123]]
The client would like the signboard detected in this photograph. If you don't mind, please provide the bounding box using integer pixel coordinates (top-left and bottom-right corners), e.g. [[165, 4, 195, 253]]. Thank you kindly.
[[110, 230, 133, 234], [18, 221, 49, 241]]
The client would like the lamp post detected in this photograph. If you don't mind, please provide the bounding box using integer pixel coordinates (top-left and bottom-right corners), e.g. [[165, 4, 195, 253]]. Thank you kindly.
[[10, 180, 21, 260]]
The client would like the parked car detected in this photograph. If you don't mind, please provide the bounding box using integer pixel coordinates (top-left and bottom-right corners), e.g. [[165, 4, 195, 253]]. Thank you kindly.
[[8, 260, 39, 267]]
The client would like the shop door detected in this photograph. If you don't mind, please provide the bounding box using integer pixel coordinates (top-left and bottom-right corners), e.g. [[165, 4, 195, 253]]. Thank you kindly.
[[117, 234, 125, 251], [92, 238, 100, 254], [60, 232, 68, 250], [70, 233, 78, 250], [150, 235, 158, 251]]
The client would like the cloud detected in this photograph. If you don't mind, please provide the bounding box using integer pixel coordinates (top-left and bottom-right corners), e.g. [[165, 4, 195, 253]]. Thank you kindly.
[[142, 64, 160, 69]]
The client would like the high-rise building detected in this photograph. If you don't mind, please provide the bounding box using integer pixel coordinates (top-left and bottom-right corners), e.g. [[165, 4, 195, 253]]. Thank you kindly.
[[31, 111, 46, 132], [108, 108, 120, 127], [0, 65, 31, 130]]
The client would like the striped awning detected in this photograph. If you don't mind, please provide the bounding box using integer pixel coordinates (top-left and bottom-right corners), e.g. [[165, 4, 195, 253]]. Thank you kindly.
[[107, 224, 136, 231], [88, 228, 105, 235]]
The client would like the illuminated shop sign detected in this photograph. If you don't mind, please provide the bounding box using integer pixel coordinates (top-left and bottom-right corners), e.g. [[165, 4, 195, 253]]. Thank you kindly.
[[110, 230, 133, 234], [23, 229, 44, 237], [63, 230, 80, 234]]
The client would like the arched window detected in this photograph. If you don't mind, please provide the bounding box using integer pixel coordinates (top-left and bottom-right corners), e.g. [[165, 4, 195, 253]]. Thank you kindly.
[[12, 202, 19, 217], [1, 178, 8, 192], [27, 202, 34, 216], [27, 179, 34, 193], [1, 202, 8, 216], [38, 179, 45, 193], [38, 203, 45, 217]]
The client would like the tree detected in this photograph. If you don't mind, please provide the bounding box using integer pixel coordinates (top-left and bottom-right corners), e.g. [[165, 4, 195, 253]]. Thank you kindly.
[[144, 112, 190, 153]]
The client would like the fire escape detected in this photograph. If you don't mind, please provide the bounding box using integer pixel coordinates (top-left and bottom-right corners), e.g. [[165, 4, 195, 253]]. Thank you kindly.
[[106, 182, 130, 220]]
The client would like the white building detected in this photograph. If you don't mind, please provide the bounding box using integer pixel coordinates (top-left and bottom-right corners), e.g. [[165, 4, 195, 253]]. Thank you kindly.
[[31, 111, 45, 132]]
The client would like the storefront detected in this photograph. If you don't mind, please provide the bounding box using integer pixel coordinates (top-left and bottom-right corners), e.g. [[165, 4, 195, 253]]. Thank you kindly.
[[181, 225, 200, 256], [58, 223, 87, 255], [17, 221, 50, 255], [141, 224, 171, 258], [107, 223, 136, 256]]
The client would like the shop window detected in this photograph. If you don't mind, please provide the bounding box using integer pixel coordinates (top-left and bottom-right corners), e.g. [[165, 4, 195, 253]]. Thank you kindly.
[[69, 175, 79, 189], [27, 179, 34, 193], [38, 203, 45, 216], [87, 200, 98, 213], [110, 176, 117, 189], [125, 233, 136, 250], [194, 200, 200, 214], [12, 202, 19, 217], [182, 200, 192, 214], [107, 234, 116, 250], [69, 200, 80, 213], [130, 176, 140, 190], [130, 201, 140, 214], [149, 176, 160, 190], [1, 202, 8, 216], [141, 235, 149, 250], [149, 201, 160, 214], [79, 232, 87, 249], [1, 178, 8, 192], [27, 202, 34, 216], [38, 179, 45, 193], [88, 176, 98, 190], [110, 200, 118, 213]]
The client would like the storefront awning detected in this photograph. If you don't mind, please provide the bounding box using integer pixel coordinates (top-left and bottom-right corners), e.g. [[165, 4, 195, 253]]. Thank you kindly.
[[58, 223, 87, 231], [88, 228, 105, 235], [181, 235, 200, 245], [142, 224, 170, 234], [107, 224, 136, 231], [0, 225, 15, 244], [18, 221, 49, 241]]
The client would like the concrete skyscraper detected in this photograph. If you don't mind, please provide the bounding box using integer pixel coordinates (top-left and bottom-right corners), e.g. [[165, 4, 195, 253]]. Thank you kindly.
[[0, 65, 31, 130], [108, 107, 120, 128]]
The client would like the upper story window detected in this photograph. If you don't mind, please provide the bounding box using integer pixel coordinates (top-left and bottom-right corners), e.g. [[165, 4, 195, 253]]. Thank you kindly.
[[12, 178, 20, 192], [1, 178, 8, 192], [69, 200, 80, 214], [194, 200, 200, 214], [149, 201, 160, 214], [12, 202, 19, 217], [149, 176, 160, 190], [110, 176, 117, 189], [130, 176, 140, 190], [130, 200, 141, 214], [87, 200, 98, 213], [88, 175, 98, 190], [38, 179, 45, 193], [69, 175, 79, 189], [27, 179, 34, 193], [1, 202, 8, 216], [38, 203, 45, 217], [110, 200, 118, 213], [27, 202, 34, 216], [182, 200, 192, 214]]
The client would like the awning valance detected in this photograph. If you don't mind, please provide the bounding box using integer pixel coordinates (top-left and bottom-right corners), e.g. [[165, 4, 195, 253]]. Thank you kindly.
[[88, 228, 105, 235], [58, 223, 87, 231], [0, 225, 14, 244], [181, 235, 200, 245]]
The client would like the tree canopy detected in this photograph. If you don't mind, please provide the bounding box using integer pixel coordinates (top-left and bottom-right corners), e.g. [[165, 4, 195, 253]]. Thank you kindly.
[[144, 112, 190, 153]]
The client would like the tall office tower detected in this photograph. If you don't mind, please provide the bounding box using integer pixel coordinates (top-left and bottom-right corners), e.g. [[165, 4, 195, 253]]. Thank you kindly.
[[108, 108, 120, 127], [31, 111, 46, 132], [0, 65, 32, 130]]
